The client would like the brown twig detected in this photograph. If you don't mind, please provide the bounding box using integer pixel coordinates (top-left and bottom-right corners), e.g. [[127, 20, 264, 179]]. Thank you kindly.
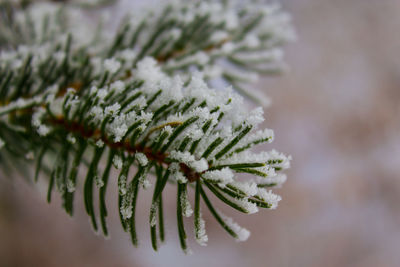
[[49, 116, 202, 182]]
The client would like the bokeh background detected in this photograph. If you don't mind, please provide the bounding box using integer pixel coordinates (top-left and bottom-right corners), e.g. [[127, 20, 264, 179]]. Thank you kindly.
[[1, 0, 400, 266]]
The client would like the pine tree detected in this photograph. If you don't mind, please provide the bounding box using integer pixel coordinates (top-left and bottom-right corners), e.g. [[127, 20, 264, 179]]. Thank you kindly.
[[0, 0, 293, 252]]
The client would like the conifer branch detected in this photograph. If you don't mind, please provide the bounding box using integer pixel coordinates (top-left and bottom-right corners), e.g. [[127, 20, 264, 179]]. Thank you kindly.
[[0, 0, 293, 252]]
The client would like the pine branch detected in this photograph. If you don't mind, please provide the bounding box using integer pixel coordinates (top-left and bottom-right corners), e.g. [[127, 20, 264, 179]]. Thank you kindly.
[[1, 0, 295, 105], [126, 0, 295, 106], [0, 0, 293, 252]]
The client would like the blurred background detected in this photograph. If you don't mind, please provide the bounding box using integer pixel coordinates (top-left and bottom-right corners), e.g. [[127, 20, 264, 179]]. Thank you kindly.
[[1, 0, 400, 266]]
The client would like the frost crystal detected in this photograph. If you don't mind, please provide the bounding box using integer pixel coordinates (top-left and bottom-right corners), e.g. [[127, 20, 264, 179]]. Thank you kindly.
[[140, 176, 152, 189], [104, 58, 121, 73], [96, 139, 104, 148], [120, 206, 132, 220], [257, 173, 287, 188], [97, 89, 108, 100], [150, 203, 157, 227], [180, 190, 193, 217], [119, 49, 137, 61], [108, 118, 128, 142], [110, 80, 125, 93], [195, 212, 208, 246], [118, 175, 127, 195], [169, 162, 188, 183], [243, 34, 260, 48], [170, 28, 182, 40], [95, 175, 104, 188], [66, 179, 76, 193], [202, 168, 234, 185], [220, 213, 251, 242], [135, 57, 166, 87], [37, 125, 50, 136], [67, 134, 76, 144], [233, 198, 259, 214], [113, 155, 123, 169], [169, 151, 208, 172], [138, 168, 151, 189], [256, 188, 282, 209], [135, 153, 148, 166], [229, 181, 258, 197], [105, 103, 121, 116], [120, 194, 133, 220], [239, 128, 275, 149], [246, 107, 265, 127]]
